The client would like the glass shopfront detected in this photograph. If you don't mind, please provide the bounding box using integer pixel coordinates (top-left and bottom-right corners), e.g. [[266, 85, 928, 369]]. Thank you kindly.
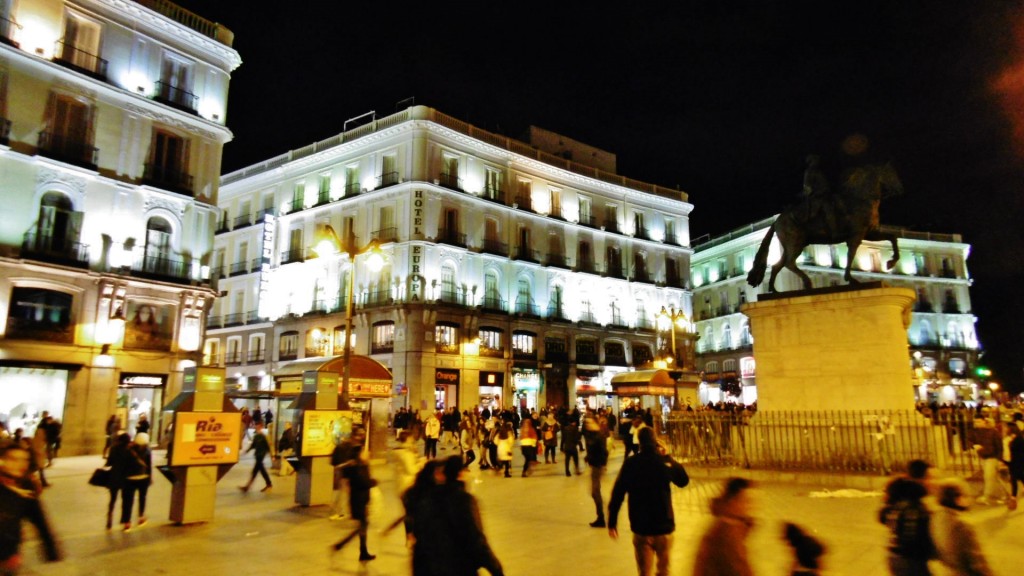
[[118, 373, 166, 442], [0, 366, 68, 438]]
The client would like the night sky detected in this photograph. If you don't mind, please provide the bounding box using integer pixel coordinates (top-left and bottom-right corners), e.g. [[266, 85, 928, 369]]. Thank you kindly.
[[175, 1, 1024, 393]]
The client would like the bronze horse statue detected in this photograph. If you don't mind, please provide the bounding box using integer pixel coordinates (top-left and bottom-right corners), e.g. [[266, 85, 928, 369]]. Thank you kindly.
[[747, 163, 904, 292]]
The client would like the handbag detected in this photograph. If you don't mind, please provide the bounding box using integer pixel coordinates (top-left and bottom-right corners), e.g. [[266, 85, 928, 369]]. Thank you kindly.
[[88, 467, 111, 488]]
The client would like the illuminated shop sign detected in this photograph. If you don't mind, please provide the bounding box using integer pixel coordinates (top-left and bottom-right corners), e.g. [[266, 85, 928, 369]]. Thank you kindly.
[[120, 373, 167, 387], [435, 368, 460, 385], [512, 368, 540, 390]]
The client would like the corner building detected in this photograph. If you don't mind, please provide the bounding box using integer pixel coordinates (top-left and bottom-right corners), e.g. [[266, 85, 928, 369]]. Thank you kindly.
[[691, 217, 981, 406], [208, 106, 693, 417], [0, 0, 240, 453]]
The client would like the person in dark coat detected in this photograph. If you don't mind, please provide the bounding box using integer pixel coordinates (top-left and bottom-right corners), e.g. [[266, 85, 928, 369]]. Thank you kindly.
[[120, 433, 152, 531], [0, 443, 60, 573], [409, 456, 504, 576], [239, 423, 272, 492], [330, 427, 377, 562], [104, 432, 132, 530], [102, 415, 118, 459], [583, 411, 610, 527], [560, 421, 584, 476], [879, 477, 935, 576], [608, 427, 690, 576]]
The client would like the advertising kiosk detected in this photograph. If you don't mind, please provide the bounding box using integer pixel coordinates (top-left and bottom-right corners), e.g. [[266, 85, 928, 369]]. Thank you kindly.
[[161, 366, 241, 524]]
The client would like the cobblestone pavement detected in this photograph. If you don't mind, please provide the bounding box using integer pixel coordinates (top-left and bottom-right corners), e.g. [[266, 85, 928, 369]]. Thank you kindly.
[[18, 443, 1021, 576]]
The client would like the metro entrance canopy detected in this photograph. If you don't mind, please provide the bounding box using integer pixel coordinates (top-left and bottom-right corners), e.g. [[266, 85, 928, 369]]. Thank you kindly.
[[610, 369, 678, 397], [273, 355, 393, 397]]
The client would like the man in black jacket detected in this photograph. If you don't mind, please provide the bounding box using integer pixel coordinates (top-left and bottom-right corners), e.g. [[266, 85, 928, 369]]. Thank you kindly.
[[583, 411, 609, 527], [607, 427, 689, 576]]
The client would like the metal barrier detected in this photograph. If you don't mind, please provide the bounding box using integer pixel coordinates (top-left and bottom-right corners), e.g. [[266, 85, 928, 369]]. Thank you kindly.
[[660, 410, 982, 477]]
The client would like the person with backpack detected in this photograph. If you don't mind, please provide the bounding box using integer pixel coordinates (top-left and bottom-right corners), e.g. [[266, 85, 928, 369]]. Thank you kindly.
[[541, 413, 559, 464], [879, 476, 936, 575]]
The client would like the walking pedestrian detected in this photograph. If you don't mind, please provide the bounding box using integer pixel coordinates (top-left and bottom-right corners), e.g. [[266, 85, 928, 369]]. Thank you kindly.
[[0, 443, 60, 574], [120, 433, 152, 531], [931, 479, 994, 576], [519, 418, 538, 477], [561, 420, 583, 476], [28, 426, 48, 488], [102, 415, 118, 459], [459, 420, 477, 468], [1005, 423, 1024, 508], [330, 427, 377, 562], [423, 412, 440, 459], [238, 422, 272, 493], [970, 417, 1005, 505], [879, 476, 936, 576], [783, 522, 826, 576], [104, 432, 131, 530], [693, 477, 756, 576], [406, 456, 504, 576], [495, 423, 514, 478], [608, 427, 690, 576], [584, 411, 609, 527], [541, 413, 559, 464]]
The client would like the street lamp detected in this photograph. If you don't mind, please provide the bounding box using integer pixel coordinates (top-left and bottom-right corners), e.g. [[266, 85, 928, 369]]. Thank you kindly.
[[657, 305, 693, 409], [313, 225, 384, 408]]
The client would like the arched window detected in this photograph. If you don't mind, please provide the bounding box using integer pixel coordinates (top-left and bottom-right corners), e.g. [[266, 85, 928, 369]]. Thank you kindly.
[[722, 359, 737, 373], [278, 330, 299, 361], [722, 324, 733, 349], [143, 216, 173, 274], [512, 330, 537, 359], [483, 270, 502, 310], [516, 278, 533, 315], [439, 263, 457, 303]]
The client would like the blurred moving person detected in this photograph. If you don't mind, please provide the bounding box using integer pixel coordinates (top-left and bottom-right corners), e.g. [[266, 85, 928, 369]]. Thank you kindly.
[[0, 443, 60, 574]]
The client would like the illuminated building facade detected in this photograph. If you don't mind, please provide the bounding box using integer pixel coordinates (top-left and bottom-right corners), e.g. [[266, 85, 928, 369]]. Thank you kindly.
[[692, 216, 981, 405], [0, 0, 240, 453], [207, 105, 693, 416]]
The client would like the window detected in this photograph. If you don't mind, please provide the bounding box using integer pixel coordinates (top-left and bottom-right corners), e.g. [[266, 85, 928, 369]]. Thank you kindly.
[[606, 246, 622, 277], [722, 325, 733, 349], [380, 154, 398, 187], [291, 182, 305, 212], [604, 342, 627, 366], [632, 343, 653, 367], [203, 339, 220, 366], [633, 212, 645, 238], [28, 192, 82, 258], [5, 287, 74, 343], [545, 335, 569, 362], [234, 241, 248, 274], [376, 206, 396, 242], [307, 327, 330, 357], [548, 284, 564, 317], [579, 196, 592, 226], [517, 179, 532, 209], [517, 227, 531, 258], [664, 218, 676, 244], [146, 129, 190, 192], [372, 321, 395, 354], [285, 227, 303, 263], [345, 165, 360, 196], [278, 331, 299, 361], [59, 11, 103, 75], [516, 278, 533, 314], [479, 327, 504, 358], [42, 93, 94, 166], [549, 188, 562, 218], [604, 204, 619, 231], [441, 155, 460, 189], [248, 335, 265, 363], [435, 322, 459, 354], [157, 53, 195, 111], [483, 271, 501, 309], [442, 208, 460, 242], [318, 172, 332, 204], [143, 217, 174, 274], [439, 263, 457, 303], [226, 337, 241, 364], [484, 168, 502, 199], [948, 358, 967, 376], [512, 330, 536, 358], [578, 240, 593, 271], [576, 337, 599, 364]]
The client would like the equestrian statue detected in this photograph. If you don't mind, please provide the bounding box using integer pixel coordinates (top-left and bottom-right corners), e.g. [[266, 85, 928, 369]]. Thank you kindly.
[[746, 158, 904, 293]]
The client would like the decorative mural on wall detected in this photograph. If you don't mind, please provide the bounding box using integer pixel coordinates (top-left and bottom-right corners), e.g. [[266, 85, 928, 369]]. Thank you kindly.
[[124, 302, 174, 350]]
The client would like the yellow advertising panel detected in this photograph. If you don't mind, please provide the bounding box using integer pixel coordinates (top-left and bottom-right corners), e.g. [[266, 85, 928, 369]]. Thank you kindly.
[[170, 412, 243, 466], [302, 410, 353, 456]]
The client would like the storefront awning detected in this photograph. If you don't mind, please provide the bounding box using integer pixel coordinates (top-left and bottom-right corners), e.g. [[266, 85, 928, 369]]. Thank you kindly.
[[610, 369, 677, 397], [273, 355, 393, 398]]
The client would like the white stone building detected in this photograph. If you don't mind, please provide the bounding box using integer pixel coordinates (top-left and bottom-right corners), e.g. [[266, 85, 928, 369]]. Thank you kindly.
[[691, 216, 981, 406], [207, 106, 693, 421], [0, 0, 240, 453]]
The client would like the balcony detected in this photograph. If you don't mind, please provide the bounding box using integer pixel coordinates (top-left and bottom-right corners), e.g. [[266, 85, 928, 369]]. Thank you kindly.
[[514, 247, 541, 264], [515, 300, 540, 317], [228, 261, 249, 276], [575, 259, 600, 275], [481, 296, 507, 313], [279, 350, 298, 362], [222, 313, 245, 327], [378, 171, 399, 188], [438, 171, 463, 191], [634, 227, 651, 241], [280, 248, 308, 264], [246, 350, 266, 364], [481, 239, 507, 257], [578, 214, 599, 229], [0, 16, 19, 47], [288, 198, 305, 213], [245, 310, 262, 324], [437, 289, 468, 307], [914, 301, 935, 313], [545, 253, 571, 269], [632, 267, 653, 284], [514, 195, 534, 212], [132, 253, 191, 283], [372, 227, 398, 243], [54, 40, 108, 79], [665, 271, 685, 289], [482, 186, 505, 205], [437, 229, 467, 248], [315, 189, 331, 206], [635, 316, 656, 332], [231, 213, 253, 230], [362, 289, 393, 309], [254, 208, 275, 224], [311, 298, 342, 314], [548, 204, 565, 220], [37, 132, 98, 169], [215, 220, 230, 234], [21, 231, 90, 268], [153, 80, 198, 113], [942, 301, 962, 314], [142, 163, 194, 195], [344, 181, 361, 197], [224, 351, 242, 366], [604, 263, 626, 279], [0, 117, 10, 145], [547, 303, 572, 323], [604, 220, 621, 234]]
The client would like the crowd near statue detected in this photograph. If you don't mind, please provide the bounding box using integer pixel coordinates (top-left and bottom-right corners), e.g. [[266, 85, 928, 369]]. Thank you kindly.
[[747, 154, 904, 292]]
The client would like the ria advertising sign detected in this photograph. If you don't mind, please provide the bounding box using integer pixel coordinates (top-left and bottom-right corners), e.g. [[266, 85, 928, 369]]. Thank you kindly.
[[170, 412, 242, 466]]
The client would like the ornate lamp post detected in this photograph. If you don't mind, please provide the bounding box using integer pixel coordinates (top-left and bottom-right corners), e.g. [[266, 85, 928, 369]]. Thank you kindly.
[[657, 305, 695, 409], [313, 225, 384, 409]]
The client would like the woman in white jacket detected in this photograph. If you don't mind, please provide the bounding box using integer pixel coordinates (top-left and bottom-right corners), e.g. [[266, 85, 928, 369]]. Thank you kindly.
[[495, 423, 514, 478]]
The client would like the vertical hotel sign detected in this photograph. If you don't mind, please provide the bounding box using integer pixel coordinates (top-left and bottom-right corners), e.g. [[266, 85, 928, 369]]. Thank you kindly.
[[257, 214, 276, 319], [409, 190, 424, 301]]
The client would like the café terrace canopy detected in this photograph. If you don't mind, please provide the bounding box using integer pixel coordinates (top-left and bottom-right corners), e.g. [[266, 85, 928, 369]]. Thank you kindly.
[[274, 355, 393, 398], [610, 369, 678, 397]]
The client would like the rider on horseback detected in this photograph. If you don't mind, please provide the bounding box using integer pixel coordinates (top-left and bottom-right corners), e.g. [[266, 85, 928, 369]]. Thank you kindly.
[[800, 154, 835, 235]]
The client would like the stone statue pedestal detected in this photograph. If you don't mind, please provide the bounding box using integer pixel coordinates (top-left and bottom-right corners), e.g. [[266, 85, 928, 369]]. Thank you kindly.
[[742, 283, 916, 411]]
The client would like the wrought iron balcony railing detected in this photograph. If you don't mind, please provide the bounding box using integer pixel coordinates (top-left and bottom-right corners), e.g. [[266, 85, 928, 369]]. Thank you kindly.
[[232, 213, 253, 229], [482, 186, 505, 204], [437, 229, 467, 248], [514, 195, 534, 212], [54, 40, 108, 79], [344, 181, 361, 197], [438, 171, 462, 191], [515, 247, 541, 263], [154, 80, 198, 113], [372, 227, 398, 243], [481, 239, 507, 256], [21, 231, 90, 268], [142, 163, 193, 195], [481, 296, 507, 312], [38, 132, 98, 169], [378, 171, 399, 188]]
